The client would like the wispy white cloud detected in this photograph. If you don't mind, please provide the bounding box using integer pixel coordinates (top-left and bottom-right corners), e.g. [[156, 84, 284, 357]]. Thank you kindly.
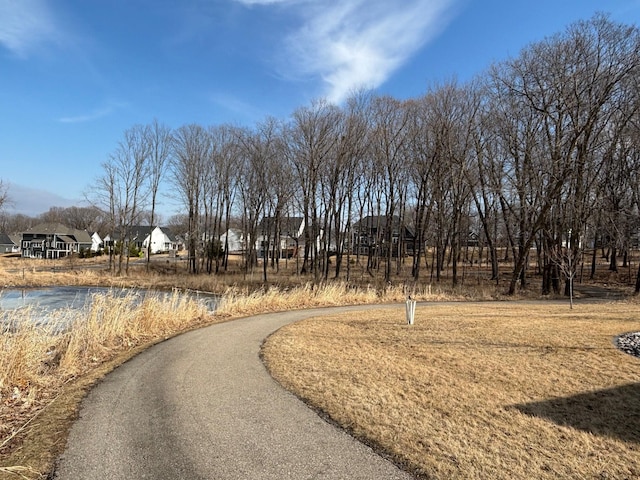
[[234, 0, 459, 103], [0, 0, 63, 57], [57, 102, 128, 124]]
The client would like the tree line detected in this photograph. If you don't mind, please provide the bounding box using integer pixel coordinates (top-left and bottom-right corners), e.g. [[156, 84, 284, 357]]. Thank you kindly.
[[5, 15, 640, 294], [93, 15, 640, 292]]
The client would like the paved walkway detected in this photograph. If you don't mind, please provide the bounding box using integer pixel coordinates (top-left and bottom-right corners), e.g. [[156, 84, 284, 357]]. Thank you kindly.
[[54, 305, 413, 480]]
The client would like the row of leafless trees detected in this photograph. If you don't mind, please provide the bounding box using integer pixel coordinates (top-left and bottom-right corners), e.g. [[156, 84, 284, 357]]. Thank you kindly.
[[93, 15, 640, 293]]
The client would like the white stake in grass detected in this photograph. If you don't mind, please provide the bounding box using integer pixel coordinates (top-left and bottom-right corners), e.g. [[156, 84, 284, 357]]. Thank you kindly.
[[405, 296, 416, 325]]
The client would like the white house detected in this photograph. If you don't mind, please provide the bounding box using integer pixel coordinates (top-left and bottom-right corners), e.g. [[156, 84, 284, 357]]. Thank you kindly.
[[103, 226, 179, 254], [256, 216, 305, 259], [90, 232, 103, 252], [140, 226, 178, 254], [220, 228, 244, 253]]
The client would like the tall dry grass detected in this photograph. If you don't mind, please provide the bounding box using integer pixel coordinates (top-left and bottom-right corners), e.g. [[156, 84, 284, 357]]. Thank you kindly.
[[214, 281, 508, 318], [0, 289, 211, 457]]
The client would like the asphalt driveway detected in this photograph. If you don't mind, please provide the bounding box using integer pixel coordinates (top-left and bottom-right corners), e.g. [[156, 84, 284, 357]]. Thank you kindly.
[[53, 305, 413, 479]]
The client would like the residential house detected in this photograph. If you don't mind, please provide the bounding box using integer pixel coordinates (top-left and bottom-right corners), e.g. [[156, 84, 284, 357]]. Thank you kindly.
[[352, 215, 415, 257], [0, 233, 19, 254], [89, 232, 103, 252], [20, 223, 93, 259], [257, 216, 305, 259], [104, 226, 179, 255], [219, 228, 244, 254], [140, 226, 178, 254]]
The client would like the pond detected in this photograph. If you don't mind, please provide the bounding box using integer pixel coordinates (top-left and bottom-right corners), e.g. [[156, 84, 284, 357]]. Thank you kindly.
[[0, 286, 218, 327]]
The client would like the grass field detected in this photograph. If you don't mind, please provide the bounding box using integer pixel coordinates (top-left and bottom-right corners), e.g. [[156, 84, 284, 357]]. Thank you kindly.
[[263, 301, 640, 480]]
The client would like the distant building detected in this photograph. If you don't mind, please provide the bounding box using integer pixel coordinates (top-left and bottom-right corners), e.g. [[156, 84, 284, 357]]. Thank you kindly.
[[89, 231, 103, 252], [257, 216, 305, 259], [220, 228, 244, 253], [352, 215, 415, 257], [0, 233, 19, 254], [20, 223, 93, 259], [103, 226, 179, 254]]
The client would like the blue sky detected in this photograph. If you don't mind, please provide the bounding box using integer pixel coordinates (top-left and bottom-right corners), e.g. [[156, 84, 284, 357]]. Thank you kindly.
[[2, 0, 640, 219]]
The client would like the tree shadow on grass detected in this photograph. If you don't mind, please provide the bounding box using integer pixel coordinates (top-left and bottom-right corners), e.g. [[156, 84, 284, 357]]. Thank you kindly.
[[511, 383, 640, 444]]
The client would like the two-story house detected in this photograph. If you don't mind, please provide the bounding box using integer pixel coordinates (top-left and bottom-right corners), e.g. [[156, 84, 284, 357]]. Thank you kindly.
[[21, 223, 93, 259]]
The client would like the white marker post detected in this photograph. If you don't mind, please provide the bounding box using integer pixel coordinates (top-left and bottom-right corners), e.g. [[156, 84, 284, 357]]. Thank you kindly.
[[405, 296, 416, 325]]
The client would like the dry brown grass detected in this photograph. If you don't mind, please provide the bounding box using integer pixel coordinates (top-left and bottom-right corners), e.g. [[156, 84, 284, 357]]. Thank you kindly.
[[0, 289, 213, 477], [213, 281, 517, 319], [263, 301, 640, 480]]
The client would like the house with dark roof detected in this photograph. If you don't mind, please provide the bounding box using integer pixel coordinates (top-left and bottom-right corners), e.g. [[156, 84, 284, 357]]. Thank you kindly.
[[0, 233, 19, 254], [257, 216, 305, 259], [352, 215, 415, 257], [103, 226, 178, 254], [20, 223, 93, 259]]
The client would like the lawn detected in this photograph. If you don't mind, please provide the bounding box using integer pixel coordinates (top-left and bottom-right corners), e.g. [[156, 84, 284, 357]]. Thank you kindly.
[[262, 301, 640, 479]]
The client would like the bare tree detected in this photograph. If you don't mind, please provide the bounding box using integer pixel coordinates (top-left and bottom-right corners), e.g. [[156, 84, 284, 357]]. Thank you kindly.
[[0, 213, 36, 234], [96, 125, 150, 274], [0, 180, 9, 212], [234, 121, 282, 281], [549, 228, 583, 308], [328, 91, 371, 280], [465, 84, 502, 282], [368, 95, 411, 283], [38, 205, 106, 233], [288, 99, 341, 281], [482, 15, 639, 294], [145, 120, 172, 269], [215, 126, 241, 272], [171, 124, 210, 274]]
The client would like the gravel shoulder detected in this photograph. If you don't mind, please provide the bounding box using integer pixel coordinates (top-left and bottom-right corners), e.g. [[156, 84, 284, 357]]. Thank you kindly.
[[53, 305, 413, 480]]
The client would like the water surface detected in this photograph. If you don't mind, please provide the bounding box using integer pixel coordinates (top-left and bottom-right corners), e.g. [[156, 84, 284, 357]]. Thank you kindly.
[[0, 287, 217, 328]]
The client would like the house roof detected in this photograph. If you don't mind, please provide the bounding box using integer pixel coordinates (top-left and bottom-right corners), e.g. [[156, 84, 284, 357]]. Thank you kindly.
[[353, 216, 415, 238], [353, 215, 401, 228], [22, 223, 92, 244], [108, 226, 176, 242], [0, 233, 16, 245], [160, 227, 177, 242], [128, 226, 153, 240], [23, 222, 73, 235], [258, 217, 304, 236]]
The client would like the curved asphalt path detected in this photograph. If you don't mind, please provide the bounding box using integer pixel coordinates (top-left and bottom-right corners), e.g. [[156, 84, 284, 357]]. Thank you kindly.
[[53, 305, 413, 480]]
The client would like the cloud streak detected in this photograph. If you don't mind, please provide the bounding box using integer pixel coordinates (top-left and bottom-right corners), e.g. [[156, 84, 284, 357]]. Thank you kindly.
[[235, 0, 458, 103], [57, 102, 128, 124], [0, 0, 62, 57]]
